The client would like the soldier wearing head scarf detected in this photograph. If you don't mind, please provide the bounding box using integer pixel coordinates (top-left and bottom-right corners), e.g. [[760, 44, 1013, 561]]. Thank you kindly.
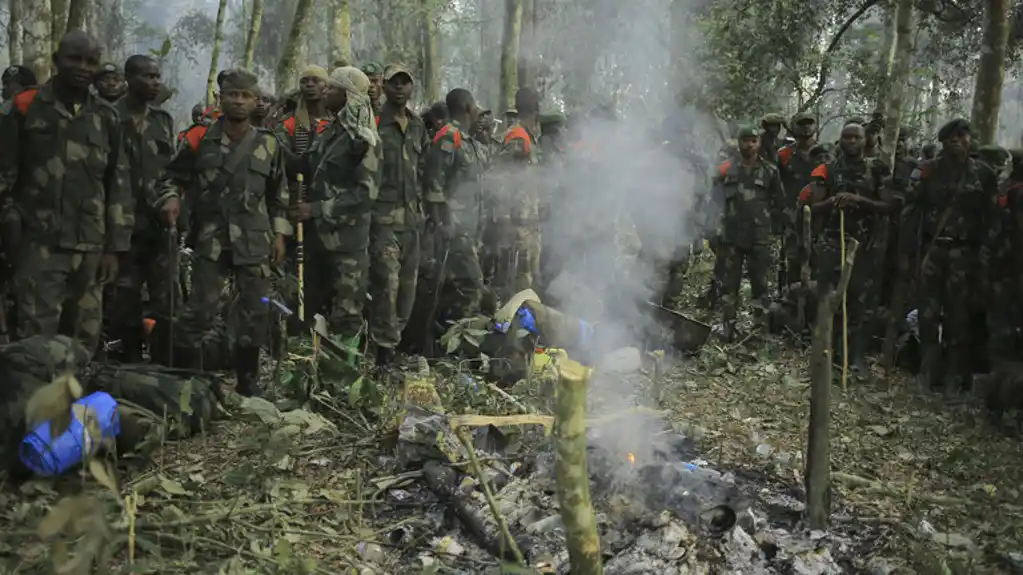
[[289, 67, 380, 367], [897, 118, 999, 394], [151, 68, 291, 396], [807, 122, 891, 376], [712, 125, 786, 341]]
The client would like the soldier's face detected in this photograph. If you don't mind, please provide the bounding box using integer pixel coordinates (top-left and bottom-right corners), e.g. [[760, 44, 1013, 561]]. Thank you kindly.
[[54, 42, 101, 90], [300, 76, 324, 102], [865, 130, 879, 148], [763, 123, 781, 136], [896, 138, 908, 158], [383, 74, 413, 107], [325, 84, 347, 113], [739, 136, 759, 158], [943, 131, 970, 157], [221, 88, 257, 121], [794, 120, 815, 140], [95, 73, 126, 101], [255, 95, 272, 117], [840, 128, 865, 156], [367, 74, 384, 101], [127, 61, 161, 102]]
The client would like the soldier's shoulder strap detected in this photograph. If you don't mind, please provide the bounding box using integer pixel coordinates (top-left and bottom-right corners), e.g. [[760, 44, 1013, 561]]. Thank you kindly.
[[432, 123, 462, 149], [209, 126, 261, 192], [810, 161, 828, 180], [183, 123, 211, 153], [716, 159, 733, 179]]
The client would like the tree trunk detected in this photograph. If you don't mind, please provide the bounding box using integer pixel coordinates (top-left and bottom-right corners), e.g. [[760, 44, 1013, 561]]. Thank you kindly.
[[66, 0, 86, 32], [242, 0, 263, 69], [971, 0, 1011, 145], [881, 0, 917, 168], [805, 237, 859, 530], [329, 0, 352, 69], [9, 0, 23, 67], [421, 0, 440, 102], [206, 0, 228, 106], [498, 0, 523, 113], [517, 0, 536, 90], [51, 0, 67, 51], [24, 0, 52, 82], [277, 0, 315, 95], [873, 0, 897, 116]]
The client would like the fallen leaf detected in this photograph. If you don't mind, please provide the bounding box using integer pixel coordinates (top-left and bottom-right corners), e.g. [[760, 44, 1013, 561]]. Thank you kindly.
[[868, 426, 891, 437], [158, 477, 190, 496], [88, 460, 118, 494]]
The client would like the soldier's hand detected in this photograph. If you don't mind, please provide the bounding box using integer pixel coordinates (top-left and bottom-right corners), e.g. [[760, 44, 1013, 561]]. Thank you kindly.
[[271, 233, 286, 264], [288, 202, 314, 222], [162, 198, 181, 227], [98, 254, 119, 286]]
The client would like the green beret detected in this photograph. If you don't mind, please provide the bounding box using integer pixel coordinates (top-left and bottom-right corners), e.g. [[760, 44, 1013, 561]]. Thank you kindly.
[[938, 118, 970, 141], [736, 125, 758, 139], [790, 112, 815, 125], [360, 62, 384, 76], [219, 67, 259, 92], [760, 113, 786, 127]]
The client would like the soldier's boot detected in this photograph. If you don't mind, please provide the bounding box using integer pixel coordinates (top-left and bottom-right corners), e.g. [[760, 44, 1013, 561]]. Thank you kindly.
[[235, 347, 261, 397]]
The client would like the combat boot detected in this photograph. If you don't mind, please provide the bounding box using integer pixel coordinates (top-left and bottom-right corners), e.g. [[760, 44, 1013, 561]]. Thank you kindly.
[[235, 347, 261, 397]]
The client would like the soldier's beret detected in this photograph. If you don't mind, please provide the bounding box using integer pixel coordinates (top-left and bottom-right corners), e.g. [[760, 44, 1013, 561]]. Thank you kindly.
[[2, 65, 35, 85], [760, 113, 786, 127], [219, 67, 259, 92], [383, 63, 414, 83], [790, 112, 815, 125], [938, 118, 970, 141], [736, 125, 758, 139], [360, 62, 384, 76]]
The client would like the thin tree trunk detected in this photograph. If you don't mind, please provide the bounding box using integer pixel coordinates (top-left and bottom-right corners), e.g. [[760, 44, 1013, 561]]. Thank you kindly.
[[9, 0, 23, 67], [330, 0, 352, 68], [24, 0, 52, 82], [874, 0, 897, 116], [206, 0, 228, 106], [242, 0, 263, 69], [277, 0, 315, 95], [881, 0, 917, 168], [517, 0, 535, 90], [421, 0, 440, 102], [66, 0, 86, 32], [971, 0, 1011, 145], [498, 0, 523, 113], [51, 0, 67, 50]]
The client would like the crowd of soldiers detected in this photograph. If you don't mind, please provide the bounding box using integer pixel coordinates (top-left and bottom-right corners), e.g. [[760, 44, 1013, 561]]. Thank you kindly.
[[0, 30, 561, 398], [705, 110, 1020, 396]]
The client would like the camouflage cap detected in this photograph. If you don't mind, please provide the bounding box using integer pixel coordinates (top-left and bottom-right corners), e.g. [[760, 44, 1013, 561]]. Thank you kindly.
[[96, 62, 121, 77], [790, 112, 815, 125], [360, 62, 384, 76], [219, 68, 259, 92], [937, 118, 970, 141], [760, 113, 786, 128], [383, 63, 414, 83], [736, 125, 758, 139]]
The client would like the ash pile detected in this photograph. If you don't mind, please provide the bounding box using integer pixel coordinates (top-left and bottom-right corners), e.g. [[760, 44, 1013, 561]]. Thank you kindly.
[[387, 407, 848, 574]]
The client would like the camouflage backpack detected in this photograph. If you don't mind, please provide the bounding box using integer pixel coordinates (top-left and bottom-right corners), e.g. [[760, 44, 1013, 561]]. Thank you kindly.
[[86, 363, 224, 438]]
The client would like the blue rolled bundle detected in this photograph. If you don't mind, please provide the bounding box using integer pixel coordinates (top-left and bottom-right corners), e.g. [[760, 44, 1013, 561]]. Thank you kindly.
[[19, 391, 121, 477]]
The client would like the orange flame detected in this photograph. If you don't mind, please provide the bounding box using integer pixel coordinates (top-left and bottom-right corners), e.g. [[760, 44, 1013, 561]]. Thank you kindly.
[[627, 453, 635, 466]]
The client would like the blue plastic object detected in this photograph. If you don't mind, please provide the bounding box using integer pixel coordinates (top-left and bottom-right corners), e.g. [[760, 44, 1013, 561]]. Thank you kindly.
[[20, 391, 121, 477], [495, 306, 539, 335], [261, 296, 294, 316]]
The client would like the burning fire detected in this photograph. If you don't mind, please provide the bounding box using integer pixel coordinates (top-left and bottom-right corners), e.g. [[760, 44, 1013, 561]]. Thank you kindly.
[[627, 452, 635, 466]]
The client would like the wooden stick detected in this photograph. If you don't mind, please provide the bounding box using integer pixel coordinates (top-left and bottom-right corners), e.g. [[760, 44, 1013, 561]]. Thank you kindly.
[[797, 205, 812, 328], [554, 361, 603, 575], [840, 209, 848, 392]]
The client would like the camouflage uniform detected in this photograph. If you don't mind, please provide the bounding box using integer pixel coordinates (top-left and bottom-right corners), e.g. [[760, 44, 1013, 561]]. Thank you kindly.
[[900, 120, 998, 390], [981, 146, 1017, 364], [759, 113, 786, 165], [369, 103, 428, 351], [810, 153, 890, 365], [106, 97, 179, 364], [0, 82, 133, 355], [777, 113, 819, 289], [713, 135, 785, 337], [152, 72, 291, 393], [490, 121, 542, 300], [424, 121, 487, 319]]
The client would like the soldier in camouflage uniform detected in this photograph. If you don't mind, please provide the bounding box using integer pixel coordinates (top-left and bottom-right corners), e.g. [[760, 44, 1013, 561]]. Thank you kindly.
[[988, 149, 1023, 363], [0, 31, 133, 356], [808, 123, 891, 372], [423, 88, 486, 320], [422, 101, 448, 140], [1, 65, 36, 101], [94, 62, 126, 103], [104, 55, 179, 364], [490, 87, 543, 300], [759, 113, 786, 164], [900, 119, 999, 393], [700, 138, 741, 309], [712, 125, 785, 341], [361, 62, 385, 118], [152, 68, 289, 396], [368, 64, 428, 367], [777, 112, 818, 291], [290, 67, 379, 365]]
